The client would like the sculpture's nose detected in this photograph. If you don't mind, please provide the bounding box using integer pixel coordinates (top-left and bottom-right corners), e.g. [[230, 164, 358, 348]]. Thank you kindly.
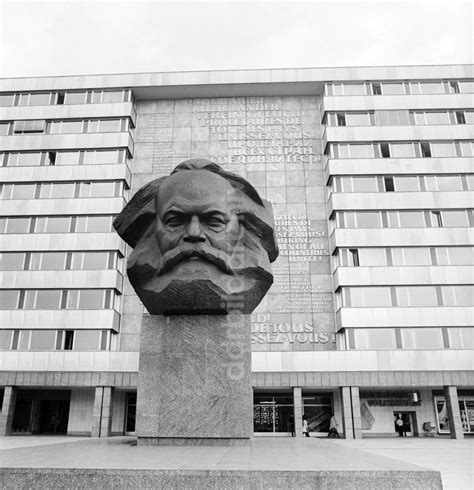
[[183, 216, 205, 243]]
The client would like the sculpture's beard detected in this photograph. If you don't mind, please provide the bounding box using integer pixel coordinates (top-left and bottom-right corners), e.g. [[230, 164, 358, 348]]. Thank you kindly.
[[126, 228, 273, 315]]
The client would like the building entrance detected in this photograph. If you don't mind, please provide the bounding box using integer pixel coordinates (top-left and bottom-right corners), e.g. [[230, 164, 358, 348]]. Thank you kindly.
[[12, 390, 71, 434], [393, 411, 417, 437]]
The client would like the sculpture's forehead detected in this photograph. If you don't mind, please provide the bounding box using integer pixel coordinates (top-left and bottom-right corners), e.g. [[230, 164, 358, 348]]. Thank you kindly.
[[157, 170, 237, 211]]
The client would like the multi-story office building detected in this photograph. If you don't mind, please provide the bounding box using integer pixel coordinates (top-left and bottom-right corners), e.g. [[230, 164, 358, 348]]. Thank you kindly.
[[0, 65, 473, 439]]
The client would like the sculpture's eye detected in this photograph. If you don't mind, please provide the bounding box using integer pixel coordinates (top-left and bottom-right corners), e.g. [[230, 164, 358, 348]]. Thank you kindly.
[[204, 213, 227, 230], [164, 214, 185, 228]]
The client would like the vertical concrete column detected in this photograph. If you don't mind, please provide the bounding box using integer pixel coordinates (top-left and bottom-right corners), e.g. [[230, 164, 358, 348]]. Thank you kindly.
[[340, 386, 354, 439], [350, 387, 362, 439], [91, 386, 114, 438], [293, 387, 303, 438], [444, 386, 464, 439], [0, 386, 17, 436]]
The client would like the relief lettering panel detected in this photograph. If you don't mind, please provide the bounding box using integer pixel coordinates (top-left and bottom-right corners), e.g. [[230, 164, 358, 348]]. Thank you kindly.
[[134, 95, 335, 351]]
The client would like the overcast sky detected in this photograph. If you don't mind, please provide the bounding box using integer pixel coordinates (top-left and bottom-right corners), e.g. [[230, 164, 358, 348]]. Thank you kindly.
[[1, 0, 472, 78]]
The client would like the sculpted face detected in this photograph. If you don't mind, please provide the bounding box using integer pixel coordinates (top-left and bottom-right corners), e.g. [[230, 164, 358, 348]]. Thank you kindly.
[[113, 159, 278, 315]]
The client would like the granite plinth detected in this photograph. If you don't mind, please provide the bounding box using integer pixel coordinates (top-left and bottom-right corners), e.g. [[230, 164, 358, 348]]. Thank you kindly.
[[137, 314, 252, 444], [0, 468, 442, 489], [0, 437, 443, 489]]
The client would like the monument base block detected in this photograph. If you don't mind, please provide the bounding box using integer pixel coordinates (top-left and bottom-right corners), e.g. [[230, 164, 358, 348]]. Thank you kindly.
[[137, 314, 252, 445]]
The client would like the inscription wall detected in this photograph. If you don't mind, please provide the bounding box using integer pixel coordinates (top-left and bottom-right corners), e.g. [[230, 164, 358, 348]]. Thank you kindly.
[[132, 96, 335, 351]]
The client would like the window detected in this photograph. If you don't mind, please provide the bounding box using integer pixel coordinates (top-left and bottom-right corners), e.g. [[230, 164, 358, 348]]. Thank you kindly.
[[414, 111, 450, 125], [455, 111, 466, 124], [82, 252, 110, 269], [349, 144, 374, 158], [30, 252, 67, 270], [375, 110, 410, 125], [18, 93, 52, 106], [35, 216, 71, 233], [0, 122, 12, 135], [380, 143, 390, 157], [40, 183, 76, 199], [0, 330, 13, 349], [398, 211, 425, 228], [437, 176, 463, 191], [459, 81, 474, 93], [55, 151, 81, 166], [357, 212, 381, 228], [3, 217, 31, 234], [345, 287, 392, 307], [352, 177, 378, 192], [87, 119, 124, 132], [0, 290, 20, 308], [75, 215, 113, 233], [447, 81, 460, 94], [390, 143, 416, 158], [420, 142, 431, 157], [74, 330, 102, 350], [416, 82, 445, 94], [342, 84, 366, 96], [442, 211, 469, 227], [0, 94, 15, 106], [8, 183, 37, 199], [0, 252, 25, 270], [344, 113, 371, 126], [380, 82, 405, 95], [30, 330, 56, 350], [83, 149, 125, 165], [49, 120, 84, 134], [403, 248, 432, 265], [459, 142, 474, 156], [64, 91, 88, 104], [358, 248, 388, 266], [402, 329, 443, 349], [393, 176, 419, 191], [7, 152, 44, 167], [431, 142, 457, 157], [397, 286, 438, 306], [384, 177, 394, 192], [13, 120, 46, 134], [33, 290, 62, 309]]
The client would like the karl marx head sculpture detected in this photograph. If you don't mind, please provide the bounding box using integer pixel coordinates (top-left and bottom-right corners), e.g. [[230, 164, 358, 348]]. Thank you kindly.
[[113, 159, 278, 315]]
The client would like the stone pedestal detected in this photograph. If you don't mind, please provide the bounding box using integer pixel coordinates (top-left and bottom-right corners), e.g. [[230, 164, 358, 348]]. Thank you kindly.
[[137, 314, 252, 445]]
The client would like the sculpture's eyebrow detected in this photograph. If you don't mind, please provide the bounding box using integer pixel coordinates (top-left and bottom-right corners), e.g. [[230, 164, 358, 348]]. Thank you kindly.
[[162, 203, 229, 215]]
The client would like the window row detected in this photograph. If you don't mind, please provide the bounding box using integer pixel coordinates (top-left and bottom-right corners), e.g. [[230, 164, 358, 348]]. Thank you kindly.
[[325, 110, 474, 127], [345, 327, 474, 350], [332, 174, 474, 193], [0, 180, 124, 200], [335, 210, 474, 229], [0, 215, 115, 234], [328, 141, 474, 159], [337, 247, 474, 267], [0, 251, 118, 271], [0, 149, 128, 167], [0, 89, 132, 107], [340, 285, 474, 308], [0, 289, 115, 310], [0, 118, 132, 136], [0, 329, 111, 351], [325, 80, 473, 96]]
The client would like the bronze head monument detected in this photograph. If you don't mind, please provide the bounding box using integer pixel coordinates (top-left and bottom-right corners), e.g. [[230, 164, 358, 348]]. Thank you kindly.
[[113, 158, 278, 315], [114, 159, 278, 445]]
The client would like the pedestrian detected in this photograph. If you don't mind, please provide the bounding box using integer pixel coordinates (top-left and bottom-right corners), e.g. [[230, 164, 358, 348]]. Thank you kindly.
[[395, 414, 404, 437], [302, 415, 310, 437], [328, 413, 340, 438], [288, 415, 295, 437]]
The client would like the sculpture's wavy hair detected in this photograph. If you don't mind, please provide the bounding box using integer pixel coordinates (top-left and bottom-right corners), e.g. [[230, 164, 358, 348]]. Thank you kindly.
[[113, 158, 278, 262]]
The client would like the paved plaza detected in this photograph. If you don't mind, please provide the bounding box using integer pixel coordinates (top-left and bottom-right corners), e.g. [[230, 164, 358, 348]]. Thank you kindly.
[[0, 435, 472, 488]]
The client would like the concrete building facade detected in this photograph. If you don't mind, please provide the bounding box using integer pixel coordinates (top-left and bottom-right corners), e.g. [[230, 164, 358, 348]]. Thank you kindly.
[[0, 65, 473, 439]]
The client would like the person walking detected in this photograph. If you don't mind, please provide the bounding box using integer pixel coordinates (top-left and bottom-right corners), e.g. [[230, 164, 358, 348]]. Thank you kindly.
[[395, 414, 404, 437], [288, 415, 295, 437], [302, 415, 310, 437], [328, 413, 340, 438]]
